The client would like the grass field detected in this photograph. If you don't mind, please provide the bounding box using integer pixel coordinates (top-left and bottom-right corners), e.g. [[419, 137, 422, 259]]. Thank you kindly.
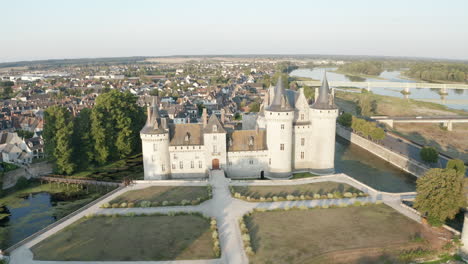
[[291, 172, 318, 179], [231, 182, 359, 199], [110, 185, 210, 205], [244, 204, 444, 264], [31, 214, 215, 261]]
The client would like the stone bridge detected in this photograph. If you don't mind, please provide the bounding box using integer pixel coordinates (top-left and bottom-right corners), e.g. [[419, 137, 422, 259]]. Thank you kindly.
[[371, 115, 468, 131]]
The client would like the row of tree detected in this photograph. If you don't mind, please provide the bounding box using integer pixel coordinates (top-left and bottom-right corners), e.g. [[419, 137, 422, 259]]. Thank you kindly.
[[337, 113, 386, 141], [44, 90, 145, 175], [337, 61, 384, 76], [405, 63, 468, 83]]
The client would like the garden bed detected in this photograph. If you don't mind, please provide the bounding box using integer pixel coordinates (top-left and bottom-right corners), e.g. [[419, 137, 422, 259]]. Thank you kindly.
[[104, 185, 212, 208], [230, 182, 363, 202]]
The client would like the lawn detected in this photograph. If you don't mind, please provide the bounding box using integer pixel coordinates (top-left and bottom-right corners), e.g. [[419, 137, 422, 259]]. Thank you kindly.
[[244, 204, 445, 264], [31, 214, 215, 261], [110, 185, 210, 206], [231, 182, 359, 199], [291, 172, 318, 179]]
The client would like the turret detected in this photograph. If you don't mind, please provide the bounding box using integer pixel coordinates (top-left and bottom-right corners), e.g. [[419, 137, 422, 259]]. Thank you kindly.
[[309, 72, 339, 174], [140, 96, 171, 180], [265, 76, 294, 179]]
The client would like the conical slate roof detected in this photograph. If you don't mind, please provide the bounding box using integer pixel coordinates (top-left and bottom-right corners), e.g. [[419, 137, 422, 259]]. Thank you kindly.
[[141, 96, 167, 134], [312, 72, 336, 109], [203, 114, 226, 133], [267, 76, 293, 112]]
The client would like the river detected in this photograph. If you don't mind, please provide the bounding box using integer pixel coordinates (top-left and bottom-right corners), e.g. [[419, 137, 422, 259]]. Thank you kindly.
[[290, 67, 468, 111]]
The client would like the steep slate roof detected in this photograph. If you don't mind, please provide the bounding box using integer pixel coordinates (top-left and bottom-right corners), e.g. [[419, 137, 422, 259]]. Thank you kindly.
[[169, 124, 203, 146], [140, 96, 167, 135], [228, 130, 267, 152], [203, 115, 226, 133], [267, 76, 293, 112], [312, 72, 337, 110]]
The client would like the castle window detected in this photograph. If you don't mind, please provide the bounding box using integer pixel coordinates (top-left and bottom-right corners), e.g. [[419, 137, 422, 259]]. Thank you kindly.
[[153, 143, 157, 151], [213, 125, 217, 132], [228, 161, 232, 166], [280, 144, 284, 151], [213, 145, 217, 153], [213, 135, 217, 140], [301, 114, 304, 120], [301, 152, 304, 159], [281, 124, 284, 130], [199, 160, 203, 168], [301, 138, 305, 146], [184, 132, 190, 143], [161, 164, 165, 171], [179, 161, 183, 169], [191, 161, 194, 168], [172, 163, 176, 169], [269, 158, 271, 165], [152, 155, 155, 161], [249, 160, 254, 165]]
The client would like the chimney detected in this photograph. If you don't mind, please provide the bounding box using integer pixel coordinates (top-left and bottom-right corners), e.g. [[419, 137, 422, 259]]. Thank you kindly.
[[220, 109, 225, 124], [146, 105, 151, 124], [202, 108, 207, 127]]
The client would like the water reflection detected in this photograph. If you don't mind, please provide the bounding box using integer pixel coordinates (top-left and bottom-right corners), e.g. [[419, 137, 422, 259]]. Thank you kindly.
[[335, 137, 416, 193]]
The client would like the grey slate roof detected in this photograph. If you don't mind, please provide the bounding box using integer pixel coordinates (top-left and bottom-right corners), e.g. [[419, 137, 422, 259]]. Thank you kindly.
[[267, 76, 293, 112], [203, 115, 226, 134], [312, 72, 337, 110]]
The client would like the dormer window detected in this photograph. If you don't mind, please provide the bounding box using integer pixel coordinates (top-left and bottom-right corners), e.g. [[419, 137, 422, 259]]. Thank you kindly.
[[213, 125, 217, 132], [184, 132, 190, 142]]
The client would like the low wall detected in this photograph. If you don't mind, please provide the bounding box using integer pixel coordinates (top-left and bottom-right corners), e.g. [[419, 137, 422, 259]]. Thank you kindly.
[[336, 125, 429, 177], [2, 161, 53, 190]]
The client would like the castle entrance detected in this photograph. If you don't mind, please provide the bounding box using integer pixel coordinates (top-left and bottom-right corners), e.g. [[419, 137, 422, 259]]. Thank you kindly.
[[212, 159, 220, 170]]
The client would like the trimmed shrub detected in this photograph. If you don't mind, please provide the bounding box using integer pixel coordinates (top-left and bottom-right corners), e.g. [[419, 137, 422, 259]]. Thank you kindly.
[[313, 194, 321, 199], [245, 246, 254, 256], [151, 201, 160, 207], [353, 201, 362, 207], [181, 199, 190, 206], [259, 197, 266, 202], [344, 192, 353, 198], [101, 202, 111, 208], [286, 195, 295, 201], [272, 196, 279, 202], [140, 201, 151, 208], [376, 200, 383, 204], [300, 195, 306, 200], [191, 200, 198, 205], [120, 203, 127, 208], [111, 203, 119, 208], [234, 192, 241, 198], [322, 204, 329, 209], [212, 231, 218, 239], [327, 193, 334, 199], [242, 234, 251, 242], [299, 205, 308, 210]]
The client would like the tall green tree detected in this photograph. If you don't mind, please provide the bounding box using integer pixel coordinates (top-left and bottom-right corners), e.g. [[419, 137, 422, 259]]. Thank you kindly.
[[91, 90, 145, 165], [414, 168, 465, 226], [44, 106, 75, 174], [420, 146, 438, 164], [72, 108, 93, 169]]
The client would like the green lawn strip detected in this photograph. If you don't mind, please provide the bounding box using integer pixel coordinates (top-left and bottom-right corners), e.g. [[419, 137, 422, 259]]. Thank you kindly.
[[31, 213, 216, 261], [243, 204, 436, 264], [291, 172, 318, 179], [106, 185, 211, 208], [231, 182, 362, 201]]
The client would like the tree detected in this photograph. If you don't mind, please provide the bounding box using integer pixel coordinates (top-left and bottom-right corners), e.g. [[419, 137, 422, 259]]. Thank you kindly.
[[249, 102, 260, 112], [337, 113, 352, 127], [91, 90, 145, 165], [302, 85, 315, 101], [446, 159, 466, 176], [72, 108, 93, 169], [420, 146, 438, 164], [414, 168, 465, 226], [44, 106, 75, 174]]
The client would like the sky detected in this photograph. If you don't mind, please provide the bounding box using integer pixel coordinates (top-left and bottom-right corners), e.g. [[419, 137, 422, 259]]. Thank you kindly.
[[1, 0, 468, 62]]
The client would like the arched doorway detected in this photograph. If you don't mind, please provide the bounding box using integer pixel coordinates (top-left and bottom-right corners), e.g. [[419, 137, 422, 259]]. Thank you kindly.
[[260, 171, 265, 180], [212, 159, 220, 170]]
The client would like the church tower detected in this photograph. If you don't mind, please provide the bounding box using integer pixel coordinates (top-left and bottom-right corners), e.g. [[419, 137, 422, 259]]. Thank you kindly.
[[265, 76, 294, 179], [309, 73, 339, 174], [140, 97, 171, 180]]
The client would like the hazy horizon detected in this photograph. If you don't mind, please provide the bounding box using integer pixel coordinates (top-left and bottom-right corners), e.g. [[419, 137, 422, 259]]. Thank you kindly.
[[2, 0, 468, 63]]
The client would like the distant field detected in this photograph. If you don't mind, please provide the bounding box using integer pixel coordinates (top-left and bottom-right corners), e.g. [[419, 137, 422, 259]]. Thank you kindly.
[[31, 214, 215, 261], [245, 204, 446, 264]]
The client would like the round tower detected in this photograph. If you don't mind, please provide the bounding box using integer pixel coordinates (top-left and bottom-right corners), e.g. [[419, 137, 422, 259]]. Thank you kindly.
[[140, 97, 171, 180], [265, 77, 294, 179], [309, 73, 339, 175]]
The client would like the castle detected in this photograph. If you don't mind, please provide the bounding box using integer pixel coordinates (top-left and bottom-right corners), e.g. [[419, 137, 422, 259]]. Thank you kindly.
[[140, 74, 338, 180]]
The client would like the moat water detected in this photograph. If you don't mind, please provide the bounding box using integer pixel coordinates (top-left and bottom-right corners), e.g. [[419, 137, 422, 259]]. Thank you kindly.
[[290, 67, 468, 111], [335, 137, 416, 193]]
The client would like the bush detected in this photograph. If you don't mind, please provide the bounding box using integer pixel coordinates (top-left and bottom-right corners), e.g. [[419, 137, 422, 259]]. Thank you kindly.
[[420, 146, 438, 163], [151, 201, 160, 207], [120, 202, 127, 208], [344, 192, 353, 198], [245, 246, 254, 256], [128, 202, 135, 208], [272, 196, 279, 202], [242, 233, 250, 242], [337, 112, 353, 127], [15, 176, 30, 189], [286, 195, 295, 201], [111, 203, 119, 208], [212, 231, 218, 239], [321, 205, 329, 209], [353, 201, 362, 207], [313, 194, 321, 199], [327, 193, 334, 199], [101, 202, 111, 208], [140, 201, 151, 208]]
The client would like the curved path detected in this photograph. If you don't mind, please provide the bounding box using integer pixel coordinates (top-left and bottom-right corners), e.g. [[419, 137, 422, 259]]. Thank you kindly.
[[8, 171, 420, 264]]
